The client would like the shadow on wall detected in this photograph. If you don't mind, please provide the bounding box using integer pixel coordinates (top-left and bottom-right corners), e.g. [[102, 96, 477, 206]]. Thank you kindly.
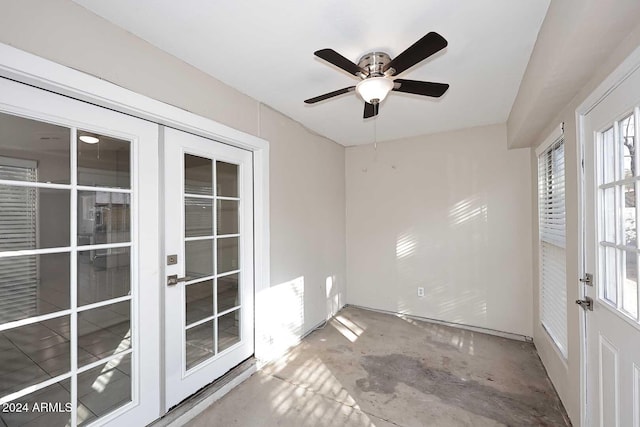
[[393, 194, 489, 326], [256, 275, 344, 362]]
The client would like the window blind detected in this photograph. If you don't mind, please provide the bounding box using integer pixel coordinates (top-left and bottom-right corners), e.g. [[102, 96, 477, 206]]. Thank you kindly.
[[0, 162, 38, 322], [538, 137, 567, 357]]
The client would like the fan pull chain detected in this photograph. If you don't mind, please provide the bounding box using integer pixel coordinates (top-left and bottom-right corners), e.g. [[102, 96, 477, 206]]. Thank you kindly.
[[373, 116, 378, 161]]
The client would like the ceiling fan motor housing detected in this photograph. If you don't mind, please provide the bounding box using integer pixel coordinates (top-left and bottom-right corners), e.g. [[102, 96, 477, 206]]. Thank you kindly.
[[357, 52, 393, 78]]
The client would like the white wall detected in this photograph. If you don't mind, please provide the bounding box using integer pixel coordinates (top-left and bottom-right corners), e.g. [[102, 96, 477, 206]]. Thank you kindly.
[[525, 23, 640, 425], [257, 105, 346, 359], [346, 124, 533, 336], [0, 0, 347, 362]]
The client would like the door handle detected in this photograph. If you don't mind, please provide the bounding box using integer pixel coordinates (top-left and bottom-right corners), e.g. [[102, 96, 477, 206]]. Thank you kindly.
[[167, 274, 192, 286]]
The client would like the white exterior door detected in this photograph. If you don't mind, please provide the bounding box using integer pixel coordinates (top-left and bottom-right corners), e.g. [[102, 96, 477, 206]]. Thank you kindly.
[[583, 65, 640, 426], [163, 128, 254, 409], [0, 78, 161, 426]]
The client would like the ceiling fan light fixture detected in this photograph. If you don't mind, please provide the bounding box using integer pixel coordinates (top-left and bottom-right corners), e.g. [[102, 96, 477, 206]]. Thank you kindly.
[[79, 135, 100, 144], [356, 77, 394, 104]]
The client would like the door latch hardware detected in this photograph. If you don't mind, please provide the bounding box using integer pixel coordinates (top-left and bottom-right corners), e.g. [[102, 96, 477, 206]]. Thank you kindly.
[[579, 273, 593, 286], [167, 275, 191, 286], [575, 297, 594, 311], [167, 255, 178, 265]]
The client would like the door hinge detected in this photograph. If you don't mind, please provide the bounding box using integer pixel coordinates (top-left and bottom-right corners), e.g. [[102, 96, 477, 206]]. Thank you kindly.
[[579, 273, 593, 286], [576, 297, 594, 311]]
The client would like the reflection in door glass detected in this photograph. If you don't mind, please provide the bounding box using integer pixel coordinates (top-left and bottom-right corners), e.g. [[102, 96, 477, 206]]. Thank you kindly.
[[217, 237, 239, 274], [185, 155, 213, 196], [217, 199, 239, 235], [218, 274, 239, 312], [186, 280, 214, 325], [602, 246, 617, 305], [0, 316, 71, 397], [0, 252, 70, 323], [185, 239, 214, 279], [77, 131, 130, 189], [77, 301, 131, 367], [76, 353, 132, 426], [602, 187, 615, 243], [185, 197, 213, 237], [621, 114, 636, 179], [216, 161, 238, 197], [602, 127, 615, 183], [186, 321, 214, 370], [77, 248, 130, 307], [218, 310, 240, 352], [624, 183, 636, 247], [78, 191, 130, 245], [0, 186, 70, 251], [0, 112, 70, 184], [623, 251, 638, 318]]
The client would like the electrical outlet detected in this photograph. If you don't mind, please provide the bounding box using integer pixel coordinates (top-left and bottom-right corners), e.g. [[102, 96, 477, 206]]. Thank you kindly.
[[417, 287, 425, 297]]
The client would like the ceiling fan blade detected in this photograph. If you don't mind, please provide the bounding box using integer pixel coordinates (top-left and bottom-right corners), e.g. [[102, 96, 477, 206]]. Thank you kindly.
[[304, 87, 355, 104], [314, 49, 366, 76], [384, 32, 448, 76], [393, 79, 449, 97], [363, 102, 379, 119]]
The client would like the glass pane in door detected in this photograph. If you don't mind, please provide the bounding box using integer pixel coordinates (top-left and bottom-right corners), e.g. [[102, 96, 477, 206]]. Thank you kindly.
[[185, 198, 213, 237], [0, 112, 71, 184], [218, 310, 240, 352], [0, 316, 71, 396], [185, 155, 212, 195], [76, 353, 132, 426], [218, 273, 239, 312], [186, 280, 214, 325], [186, 321, 214, 370], [0, 253, 70, 323], [77, 131, 130, 189], [183, 155, 242, 370], [216, 161, 238, 197]]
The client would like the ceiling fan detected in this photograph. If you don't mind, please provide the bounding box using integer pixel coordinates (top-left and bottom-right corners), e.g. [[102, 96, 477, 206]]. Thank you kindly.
[[304, 32, 449, 118]]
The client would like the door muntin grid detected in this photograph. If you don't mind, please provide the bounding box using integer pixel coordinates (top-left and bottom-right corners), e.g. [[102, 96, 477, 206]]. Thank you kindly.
[[0, 112, 137, 426], [597, 109, 640, 323], [183, 154, 241, 373]]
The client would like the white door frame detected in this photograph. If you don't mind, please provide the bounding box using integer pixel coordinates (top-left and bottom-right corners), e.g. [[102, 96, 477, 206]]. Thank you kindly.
[[577, 45, 640, 427], [0, 42, 270, 418]]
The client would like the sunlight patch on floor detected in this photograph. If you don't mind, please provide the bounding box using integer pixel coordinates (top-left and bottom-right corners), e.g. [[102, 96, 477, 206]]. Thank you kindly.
[[331, 315, 366, 343]]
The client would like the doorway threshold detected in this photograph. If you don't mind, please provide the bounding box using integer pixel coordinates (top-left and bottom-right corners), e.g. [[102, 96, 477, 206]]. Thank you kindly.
[[151, 358, 257, 427]]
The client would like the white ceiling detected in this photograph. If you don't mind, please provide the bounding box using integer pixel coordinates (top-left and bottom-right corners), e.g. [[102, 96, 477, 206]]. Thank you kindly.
[[72, 0, 550, 146]]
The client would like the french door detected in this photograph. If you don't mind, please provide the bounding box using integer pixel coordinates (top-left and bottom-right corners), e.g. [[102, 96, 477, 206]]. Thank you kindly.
[[163, 128, 254, 409], [583, 64, 640, 426], [0, 78, 160, 426]]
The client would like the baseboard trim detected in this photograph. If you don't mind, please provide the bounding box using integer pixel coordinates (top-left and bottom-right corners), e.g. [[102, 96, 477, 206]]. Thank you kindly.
[[346, 304, 533, 342]]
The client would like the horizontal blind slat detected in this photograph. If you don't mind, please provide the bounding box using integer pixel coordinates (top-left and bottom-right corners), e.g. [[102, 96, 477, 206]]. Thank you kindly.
[[538, 137, 568, 357]]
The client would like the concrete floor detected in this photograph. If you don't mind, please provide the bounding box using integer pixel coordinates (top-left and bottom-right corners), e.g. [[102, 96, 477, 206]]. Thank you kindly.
[[188, 306, 570, 427]]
